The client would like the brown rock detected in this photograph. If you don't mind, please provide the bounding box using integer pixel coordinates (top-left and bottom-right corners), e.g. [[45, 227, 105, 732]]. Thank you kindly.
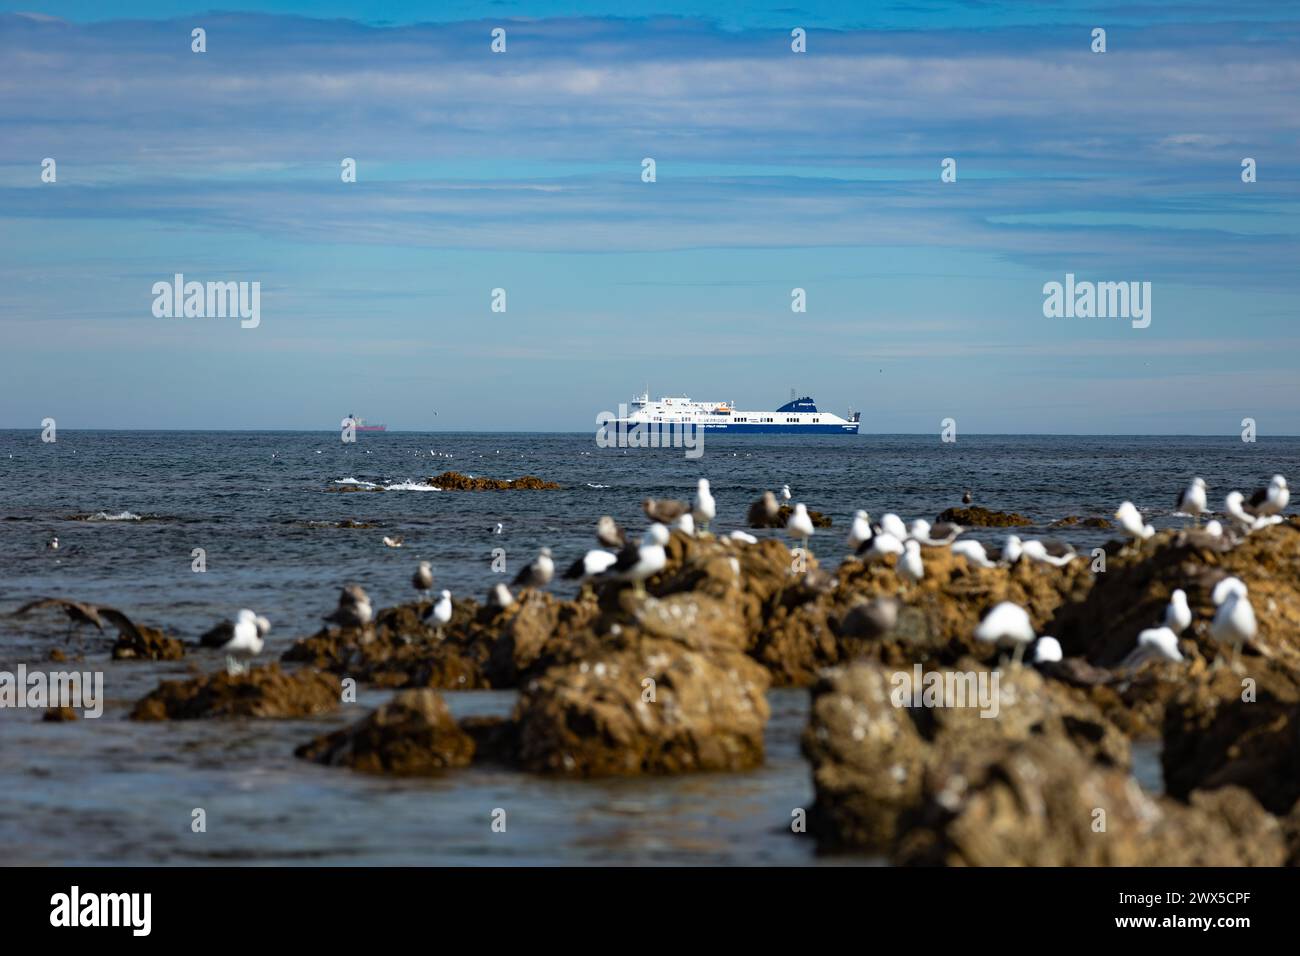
[[936, 506, 1032, 527], [112, 624, 186, 661], [130, 664, 341, 720], [514, 641, 771, 776], [43, 706, 79, 722], [296, 688, 474, 774], [429, 471, 560, 491]]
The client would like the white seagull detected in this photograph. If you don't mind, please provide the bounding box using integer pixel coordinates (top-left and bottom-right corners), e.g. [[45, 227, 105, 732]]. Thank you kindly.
[[1033, 636, 1063, 664], [425, 589, 453, 638], [846, 510, 872, 553], [879, 513, 908, 541], [1115, 501, 1155, 541], [780, 484, 792, 502], [200, 608, 267, 675], [512, 547, 555, 590], [563, 549, 618, 581], [974, 601, 1036, 665], [692, 478, 716, 534], [1175, 477, 1208, 524], [1246, 474, 1289, 517], [412, 561, 434, 599], [603, 523, 670, 596], [1120, 626, 1184, 668], [1210, 580, 1256, 668], [898, 539, 925, 583], [786, 503, 815, 557], [951, 539, 995, 569], [674, 512, 696, 537], [1163, 588, 1192, 634], [859, 532, 904, 562]]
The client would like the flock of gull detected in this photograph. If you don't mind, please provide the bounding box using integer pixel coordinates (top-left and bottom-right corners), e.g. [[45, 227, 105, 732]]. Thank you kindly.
[[13, 473, 1290, 678]]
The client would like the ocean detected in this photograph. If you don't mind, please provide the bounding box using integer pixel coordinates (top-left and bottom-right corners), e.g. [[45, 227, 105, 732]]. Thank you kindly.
[[0, 430, 1293, 864]]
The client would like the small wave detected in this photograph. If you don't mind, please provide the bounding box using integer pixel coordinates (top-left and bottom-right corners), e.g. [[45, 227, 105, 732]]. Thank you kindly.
[[382, 481, 440, 492], [332, 478, 439, 492], [334, 478, 379, 488], [586, 482, 610, 489], [71, 511, 144, 522]]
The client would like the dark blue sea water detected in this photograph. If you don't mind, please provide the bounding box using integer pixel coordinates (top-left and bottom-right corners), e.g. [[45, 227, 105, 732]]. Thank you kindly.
[[0, 430, 1293, 863]]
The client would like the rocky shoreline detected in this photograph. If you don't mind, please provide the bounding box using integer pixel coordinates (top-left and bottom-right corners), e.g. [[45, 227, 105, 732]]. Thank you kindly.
[[33, 488, 1300, 865]]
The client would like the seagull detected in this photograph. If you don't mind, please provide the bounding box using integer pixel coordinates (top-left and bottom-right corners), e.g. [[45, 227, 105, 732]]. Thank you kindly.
[[1210, 580, 1256, 668], [1033, 636, 1063, 664], [495, 523, 504, 535], [951, 539, 996, 569], [199, 609, 268, 675], [323, 584, 373, 629], [596, 515, 626, 548], [846, 510, 872, 552], [643, 498, 689, 524], [1175, 477, 1208, 525], [1021, 537, 1076, 568], [423, 589, 453, 638], [487, 582, 514, 609], [1212, 575, 1248, 606], [839, 597, 900, 639], [1225, 491, 1257, 532], [692, 478, 716, 534], [1119, 625, 1184, 668], [898, 539, 924, 583], [781, 484, 792, 502], [962, 490, 973, 505], [727, 530, 758, 545], [858, 531, 904, 562], [512, 546, 555, 590], [47, 536, 59, 551], [412, 561, 434, 599], [382, 535, 404, 548], [786, 503, 815, 557], [879, 513, 908, 541], [1164, 589, 1192, 634], [1246, 474, 1289, 517], [974, 601, 1035, 664], [14, 597, 142, 646], [602, 523, 669, 596], [1115, 501, 1155, 541], [563, 549, 618, 581], [909, 519, 962, 546], [747, 491, 780, 528], [998, 535, 1025, 565], [674, 512, 696, 537]]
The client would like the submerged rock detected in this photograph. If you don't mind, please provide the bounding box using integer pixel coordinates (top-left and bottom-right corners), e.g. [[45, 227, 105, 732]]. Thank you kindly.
[[296, 689, 474, 774], [130, 664, 341, 720], [429, 471, 560, 491], [111, 624, 185, 661], [935, 506, 1032, 527]]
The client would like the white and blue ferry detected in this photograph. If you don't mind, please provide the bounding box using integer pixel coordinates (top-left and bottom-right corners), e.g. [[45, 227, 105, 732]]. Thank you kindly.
[[619, 392, 860, 434]]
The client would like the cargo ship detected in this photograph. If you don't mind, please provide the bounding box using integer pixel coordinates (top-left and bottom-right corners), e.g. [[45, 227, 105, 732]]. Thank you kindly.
[[617, 392, 860, 434], [346, 414, 387, 432]]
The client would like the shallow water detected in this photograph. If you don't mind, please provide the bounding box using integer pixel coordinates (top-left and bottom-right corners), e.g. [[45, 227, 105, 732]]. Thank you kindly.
[[0, 431, 1288, 863]]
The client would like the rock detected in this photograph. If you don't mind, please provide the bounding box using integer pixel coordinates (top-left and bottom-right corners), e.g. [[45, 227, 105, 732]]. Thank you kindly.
[[130, 664, 341, 720], [1051, 522, 1300, 670], [894, 737, 1285, 866], [801, 660, 1128, 853], [936, 506, 1032, 527], [1051, 515, 1114, 529], [295, 689, 474, 774], [283, 599, 494, 690], [43, 706, 79, 722], [459, 715, 519, 765], [112, 624, 185, 661], [776, 504, 832, 528], [514, 641, 771, 776], [428, 471, 560, 491], [1160, 661, 1300, 814]]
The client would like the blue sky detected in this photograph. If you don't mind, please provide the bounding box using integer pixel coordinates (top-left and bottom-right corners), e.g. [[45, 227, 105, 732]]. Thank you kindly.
[[1, 1, 1298, 432]]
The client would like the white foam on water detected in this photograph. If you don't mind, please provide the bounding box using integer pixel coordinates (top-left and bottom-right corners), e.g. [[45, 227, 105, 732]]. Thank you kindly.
[[86, 511, 143, 521]]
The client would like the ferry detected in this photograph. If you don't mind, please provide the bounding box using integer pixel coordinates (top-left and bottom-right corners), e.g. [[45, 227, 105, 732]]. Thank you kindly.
[[619, 392, 860, 434], [346, 414, 387, 432]]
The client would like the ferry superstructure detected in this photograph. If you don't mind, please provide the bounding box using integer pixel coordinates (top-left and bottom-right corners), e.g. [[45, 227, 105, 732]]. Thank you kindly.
[[619, 393, 860, 434]]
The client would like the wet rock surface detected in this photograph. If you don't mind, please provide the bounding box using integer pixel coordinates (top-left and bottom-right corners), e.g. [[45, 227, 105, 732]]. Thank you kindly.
[[296, 689, 475, 774], [131, 664, 341, 720], [429, 471, 561, 491], [936, 506, 1032, 527], [111, 624, 185, 661]]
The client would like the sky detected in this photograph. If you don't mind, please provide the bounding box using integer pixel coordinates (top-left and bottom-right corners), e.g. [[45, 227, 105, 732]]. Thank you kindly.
[[1, 1, 1298, 433]]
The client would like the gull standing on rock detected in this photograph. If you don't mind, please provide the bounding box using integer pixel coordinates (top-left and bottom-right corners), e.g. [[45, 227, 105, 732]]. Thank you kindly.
[[643, 498, 690, 525], [846, 510, 872, 553], [1115, 501, 1155, 541], [324, 585, 373, 629], [1210, 577, 1256, 669], [487, 582, 514, 609], [603, 523, 669, 596], [950, 539, 995, 569], [1164, 589, 1192, 634], [1246, 474, 1289, 517], [786, 503, 815, 558], [674, 512, 696, 537], [858, 530, 903, 562], [747, 491, 780, 528], [423, 589, 453, 638], [1021, 537, 1076, 568], [1120, 626, 1185, 668], [1033, 636, 1063, 664], [898, 539, 924, 583], [692, 478, 716, 534], [512, 547, 555, 590], [563, 549, 618, 581], [1175, 477, 1208, 525], [200, 608, 268, 675], [879, 513, 908, 542], [781, 484, 792, 503], [974, 601, 1035, 665]]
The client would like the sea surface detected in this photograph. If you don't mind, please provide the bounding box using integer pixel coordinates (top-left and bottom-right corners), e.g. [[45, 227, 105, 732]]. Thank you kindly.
[[1, 430, 1294, 864]]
